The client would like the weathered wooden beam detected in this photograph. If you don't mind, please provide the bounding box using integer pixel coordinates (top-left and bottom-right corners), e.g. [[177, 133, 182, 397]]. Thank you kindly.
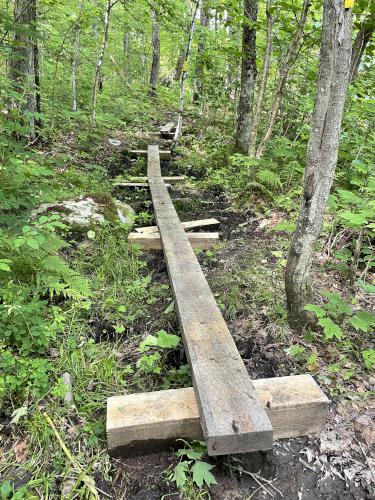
[[107, 375, 330, 457], [135, 218, 220, 234], [128, 231, 219, 250], [130, 150, 171, 160], [114, 182, 171, 190], [129, 175, 185, 186], [146, 145, 272, 455], [160, 122, 175, 137]]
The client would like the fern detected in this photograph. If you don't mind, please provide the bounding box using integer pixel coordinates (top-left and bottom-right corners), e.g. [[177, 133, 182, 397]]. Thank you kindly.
[[255, 170, 282, 188]]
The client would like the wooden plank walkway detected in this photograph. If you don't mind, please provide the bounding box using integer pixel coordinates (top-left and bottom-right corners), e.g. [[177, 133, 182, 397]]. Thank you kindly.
[[107, 374, 329, 457], [135, 218, 220, 234], [147, 145, 272, 455], [128, 231, 219, 250]]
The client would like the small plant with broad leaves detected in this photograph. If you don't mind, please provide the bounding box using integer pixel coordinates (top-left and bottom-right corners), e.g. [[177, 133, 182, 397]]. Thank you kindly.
[[167, 440, 216, 496]]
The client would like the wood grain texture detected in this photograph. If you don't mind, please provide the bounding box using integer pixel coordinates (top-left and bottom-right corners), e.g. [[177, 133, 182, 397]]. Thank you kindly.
[[114, 182, 171, 190], [107, 374, 329, 457], [135, 218, 220, 234], [160, 122, 175, 137], [147, 145, 272, 455], [129, 175, 185, 185], [130, 150, 171, 160], [128, 231, 219, 250]]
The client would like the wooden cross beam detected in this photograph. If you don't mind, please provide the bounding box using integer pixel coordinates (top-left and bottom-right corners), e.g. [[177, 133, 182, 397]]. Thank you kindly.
[[135, 218, 220, 234], [107, 375, 329, 457], [128, 231, 220, 250], [129, 150, 172, 160]]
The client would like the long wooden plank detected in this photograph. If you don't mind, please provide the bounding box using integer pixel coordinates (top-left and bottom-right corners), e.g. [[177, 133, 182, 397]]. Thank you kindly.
[[107, 375, 330, 457], [130, 150, 171, 160], [135, 218, 220, 234], [147, 145, 272, 455], [114, 182, 172, 190], [128, 232, 219, 250]]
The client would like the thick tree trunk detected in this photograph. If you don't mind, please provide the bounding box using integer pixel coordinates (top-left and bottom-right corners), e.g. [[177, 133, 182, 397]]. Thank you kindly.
[[174, 0, 200, 142], [149, 7, 160, 96], [193, 3, 209, 103], [255, 0, 311, 158], [349, 14, 374, 82], [236, 0, 258, 153], [235, 0, 258, 153], [285, 0, 353, 328], [248, 0, 273, 157], [90, 0, 117, 126], [9, 0, 41, 141]]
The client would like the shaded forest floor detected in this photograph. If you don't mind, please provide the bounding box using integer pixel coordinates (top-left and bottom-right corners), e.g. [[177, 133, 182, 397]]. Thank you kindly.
[[1, 115, 374, 499]]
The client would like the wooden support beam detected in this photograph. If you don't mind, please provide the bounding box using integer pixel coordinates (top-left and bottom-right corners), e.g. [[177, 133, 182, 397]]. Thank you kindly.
[[130, 150, 171, 160], [114, 182, 171, 190], [107, 375, 330, 457], [146, 145, 272, 455], [135, 218, 220, 234], [129, 175, 185, 186], [128, 231, 219, 250], [160, 122, 175, 137]]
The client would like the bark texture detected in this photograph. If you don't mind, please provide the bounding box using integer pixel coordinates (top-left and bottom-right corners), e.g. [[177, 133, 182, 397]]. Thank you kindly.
[[193, 3, 209, 103], [349, 14, 374, 82], [235, 0, 258, 153], [256, 0, 310, 158], [285, 0, 353, 328], [248, 0, 273, 156], [9, 0, 41, 141], [149, 7, 160, 96], [174, 0, 200, 141]]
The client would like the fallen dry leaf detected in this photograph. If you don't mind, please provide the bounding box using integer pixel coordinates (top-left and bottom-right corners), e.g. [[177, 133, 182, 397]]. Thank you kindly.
[[14, 440, 28, 463]]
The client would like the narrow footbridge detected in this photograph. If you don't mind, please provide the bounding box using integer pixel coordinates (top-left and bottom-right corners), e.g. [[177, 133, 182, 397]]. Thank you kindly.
[[107, 141, 329, 457]]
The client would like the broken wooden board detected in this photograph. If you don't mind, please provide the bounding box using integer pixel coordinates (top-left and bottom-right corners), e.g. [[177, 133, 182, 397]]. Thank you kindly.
[[130, 150, 171, 160], [128, 231, 219, 250], [147, 145, 273, 455], [135, 218, 220, 234], [114, 182, 171, 190], [107, 374, 330, 457], [129, 175, 185, 186], [160, 122, 175, 138]]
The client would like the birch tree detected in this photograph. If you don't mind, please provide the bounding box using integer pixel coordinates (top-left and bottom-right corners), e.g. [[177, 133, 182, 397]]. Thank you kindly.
[[235, 0, 258, 153], [285, 0, 353, 328]]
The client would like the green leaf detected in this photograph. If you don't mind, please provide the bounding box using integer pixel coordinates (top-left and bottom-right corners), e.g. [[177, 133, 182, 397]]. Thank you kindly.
[[87, 230, 96, 240], [176, 448, 204, 460], [318, 318, 343, 340], [304, 304, 326, 318], [349, 311, 375, 333], [286, 345, 306, 358], [339, 211, 368, 227], [139, 335, 158, 352], [0, 480, 12, 499], [0, 263, 11, 272], [362, 349, 375, 370], [337, 189, 362, 205], [191, 461, 217, 488], [156, 330, 180, 349], [26, 238, 39, 249], [172, 461, 190, 488]]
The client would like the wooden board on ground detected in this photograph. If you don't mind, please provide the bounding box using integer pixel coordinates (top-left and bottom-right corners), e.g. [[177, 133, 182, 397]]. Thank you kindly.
[[114, 182, 171, 190], [129, 175, 185, 185], [107, 374, 330, 457], [135, 218, 220, 234], [128, 231, 219, 250], [147, 145, 273, 455], [130, 150, 171, 160], [160, 122, 175, 137]]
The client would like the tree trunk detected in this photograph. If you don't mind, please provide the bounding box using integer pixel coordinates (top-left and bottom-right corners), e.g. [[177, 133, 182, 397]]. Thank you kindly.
[[149, 7, 160, 96], [72, 30, 80, 111], [255, 0, 311, 158], [174, 0, 200, 142], [235, 0, 258, 153], [349, 14, 374, 82], [193, 2, 209, 103], [285, 0, 353, 328], [9, 0, 41, 141], [173, 46, 185, 81], [90, 0, 116, 126], [248, 0, 273, 157]]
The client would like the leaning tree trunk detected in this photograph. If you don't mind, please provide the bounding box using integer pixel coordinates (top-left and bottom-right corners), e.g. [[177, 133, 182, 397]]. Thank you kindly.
[[255, 0, 311, 158], [9, 0, 41, 141], [174, 0, 200, 142], [248, 0, 273, 157], [193, 2, 209, 103], [349, 13, 374, 82], [285, 0, 353, 328], [149, 7, 160, 96], [235, 0, 258, 153]]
